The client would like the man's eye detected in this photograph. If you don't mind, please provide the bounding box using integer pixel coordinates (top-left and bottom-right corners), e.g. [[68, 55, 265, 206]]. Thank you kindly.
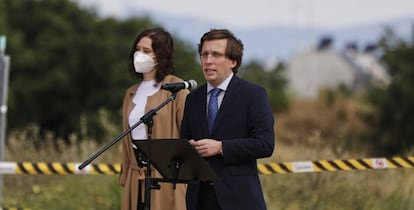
[[212, 52, 223, 57], [202, 52, 224, 58]]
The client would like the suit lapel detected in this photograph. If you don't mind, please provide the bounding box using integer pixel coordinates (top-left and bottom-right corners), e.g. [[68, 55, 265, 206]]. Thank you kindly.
[[197, 85, 209, 136], [210, 76, 241, 134]]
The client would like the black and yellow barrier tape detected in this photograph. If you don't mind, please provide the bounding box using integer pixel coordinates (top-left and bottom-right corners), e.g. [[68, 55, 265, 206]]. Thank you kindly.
[[0, 156, 413, 175], [257, 156, 414, 174], [0, 162, 120, 175]]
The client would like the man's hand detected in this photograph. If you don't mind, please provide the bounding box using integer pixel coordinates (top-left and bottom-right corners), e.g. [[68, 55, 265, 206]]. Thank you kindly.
[[189, 139, 223, 157]]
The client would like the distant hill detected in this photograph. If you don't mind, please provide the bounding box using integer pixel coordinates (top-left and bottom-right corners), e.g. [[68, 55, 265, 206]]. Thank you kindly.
[[129, 10, 413, 65]]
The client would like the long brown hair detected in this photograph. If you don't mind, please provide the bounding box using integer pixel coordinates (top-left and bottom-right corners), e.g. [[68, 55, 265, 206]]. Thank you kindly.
[[128, 28, 175, 83]]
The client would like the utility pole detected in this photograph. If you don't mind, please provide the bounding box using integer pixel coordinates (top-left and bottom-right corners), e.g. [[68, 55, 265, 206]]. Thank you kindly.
[[0, 35, 10, 204]]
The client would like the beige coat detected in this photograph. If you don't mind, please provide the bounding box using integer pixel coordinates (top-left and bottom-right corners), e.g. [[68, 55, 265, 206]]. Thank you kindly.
[[120, 75, 189, 210]]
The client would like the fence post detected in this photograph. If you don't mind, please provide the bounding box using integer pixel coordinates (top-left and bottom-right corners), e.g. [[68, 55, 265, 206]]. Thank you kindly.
[[0, 35, 10, 203]]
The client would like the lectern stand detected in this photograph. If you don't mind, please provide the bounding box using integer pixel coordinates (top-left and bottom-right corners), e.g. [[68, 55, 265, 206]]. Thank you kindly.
[[132, 139, 218, 210], [132, 139, 219, 183]]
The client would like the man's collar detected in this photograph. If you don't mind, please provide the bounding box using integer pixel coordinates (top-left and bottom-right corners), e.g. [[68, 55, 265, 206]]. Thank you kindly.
[[207, 73, 234, 93]]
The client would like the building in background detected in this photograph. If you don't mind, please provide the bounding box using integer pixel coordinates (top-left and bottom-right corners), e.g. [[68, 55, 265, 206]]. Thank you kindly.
[[285, 37, 390, 99]]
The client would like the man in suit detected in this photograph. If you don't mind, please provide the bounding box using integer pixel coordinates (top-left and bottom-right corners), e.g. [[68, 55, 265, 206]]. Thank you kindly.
[[181, 28, 275, 210]]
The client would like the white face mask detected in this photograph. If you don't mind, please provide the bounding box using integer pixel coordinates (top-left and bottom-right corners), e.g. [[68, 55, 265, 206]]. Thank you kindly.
[[133, 51, 156, 73]]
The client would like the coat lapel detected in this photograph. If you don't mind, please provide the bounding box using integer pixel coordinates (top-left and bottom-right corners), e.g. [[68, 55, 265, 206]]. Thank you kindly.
[[210, 76, 240, 135], [197, 85, 209, 136]]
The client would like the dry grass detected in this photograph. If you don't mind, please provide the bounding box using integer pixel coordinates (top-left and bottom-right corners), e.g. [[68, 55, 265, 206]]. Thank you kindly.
[[2, 96, 413, 209], [272, 96, 371, 161], [259, 97, 414, 210]]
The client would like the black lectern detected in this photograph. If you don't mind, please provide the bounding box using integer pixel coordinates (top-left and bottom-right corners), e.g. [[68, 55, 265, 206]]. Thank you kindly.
[[132, 139, 219, 183]]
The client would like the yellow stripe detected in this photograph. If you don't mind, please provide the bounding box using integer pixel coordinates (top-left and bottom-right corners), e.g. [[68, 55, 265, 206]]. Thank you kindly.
[[114, 164, 121, 173], [347, 159, 367, 170], [257, 163, 272, 175], [311, 162, 323, 172], [284, 162, 294, 172], [66, 163, 76, 173], [318, 160, 337, 171], [269, 163, 288, 174], [51, 162, 68, 174], [37, 162, 53, 174], [99, 164, 116, 174], [362, 158, 375, 168], [385, 159, 398, 169], [91, 164, 105, 174], [15, 165, 23, 174], [333, 160, 352, 171], [22, 162, 37, 174], [393, 157, 413, 168]]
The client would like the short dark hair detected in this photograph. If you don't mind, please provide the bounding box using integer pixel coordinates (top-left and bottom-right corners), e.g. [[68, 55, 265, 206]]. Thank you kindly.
[[128, 28, 175, 83], [198, 29, 244, 73]]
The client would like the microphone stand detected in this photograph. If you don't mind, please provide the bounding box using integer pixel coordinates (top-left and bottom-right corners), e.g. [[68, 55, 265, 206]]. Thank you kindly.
[[78, 91, 179, 210]]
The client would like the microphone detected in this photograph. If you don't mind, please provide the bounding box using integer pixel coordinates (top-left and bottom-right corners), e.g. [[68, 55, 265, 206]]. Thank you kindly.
[[161, 80, 198, 92]]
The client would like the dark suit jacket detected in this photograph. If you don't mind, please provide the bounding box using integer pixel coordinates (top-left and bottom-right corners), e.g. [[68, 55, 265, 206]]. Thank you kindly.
[[181, 75, 275, 210]]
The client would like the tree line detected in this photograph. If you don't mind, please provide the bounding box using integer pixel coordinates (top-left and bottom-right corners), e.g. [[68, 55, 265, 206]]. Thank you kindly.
[[364, 28, 414, 155], [1, 0, 413, 155], [1, 0, 287, 142]]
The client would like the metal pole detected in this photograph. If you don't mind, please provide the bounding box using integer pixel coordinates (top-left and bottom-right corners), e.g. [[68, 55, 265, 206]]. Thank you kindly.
[[0, 35, 10, 204]]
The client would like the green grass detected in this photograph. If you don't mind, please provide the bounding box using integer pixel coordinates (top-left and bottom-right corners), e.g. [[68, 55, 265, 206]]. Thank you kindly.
[[3, 175, 121, 210]]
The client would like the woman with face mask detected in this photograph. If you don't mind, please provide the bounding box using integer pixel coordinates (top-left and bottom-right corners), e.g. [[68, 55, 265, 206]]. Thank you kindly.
[[119, 28, 189, 210]]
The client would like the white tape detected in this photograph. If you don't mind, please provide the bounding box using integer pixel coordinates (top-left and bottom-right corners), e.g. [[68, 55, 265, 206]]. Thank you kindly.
[[371, 158, 389, 169], [292, 161, 315, 173], [74, 163, 92, 174], [0, 161, 16, 174]]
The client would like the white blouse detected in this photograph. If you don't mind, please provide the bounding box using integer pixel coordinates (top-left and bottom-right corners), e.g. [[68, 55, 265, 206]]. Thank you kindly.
[[128, 80, 160, 140]]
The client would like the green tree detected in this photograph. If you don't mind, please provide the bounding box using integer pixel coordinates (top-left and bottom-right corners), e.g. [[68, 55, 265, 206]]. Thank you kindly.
[[4, 0, 200, 141], [239, 60, 289, 112], [174, 38, 204, 83], [0, 0, 5, 34], [365, 28, 414, 155]]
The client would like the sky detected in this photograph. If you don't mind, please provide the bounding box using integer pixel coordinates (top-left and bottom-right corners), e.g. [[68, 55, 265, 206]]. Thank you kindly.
[[72, 0, 414, 29]]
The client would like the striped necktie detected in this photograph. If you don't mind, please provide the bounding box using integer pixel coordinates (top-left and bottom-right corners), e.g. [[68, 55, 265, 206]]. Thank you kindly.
[[208, 88, 221, 134]]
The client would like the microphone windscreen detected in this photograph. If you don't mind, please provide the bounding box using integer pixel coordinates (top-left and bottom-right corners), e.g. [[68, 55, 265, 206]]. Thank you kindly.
[[188, 80, 198, 91]]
